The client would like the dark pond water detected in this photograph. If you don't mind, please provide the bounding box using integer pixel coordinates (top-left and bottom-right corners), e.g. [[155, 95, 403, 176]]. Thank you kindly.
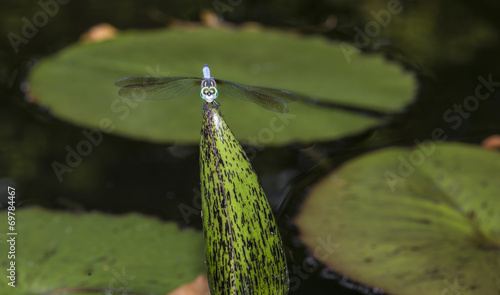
[[1, 0, 499, 294]]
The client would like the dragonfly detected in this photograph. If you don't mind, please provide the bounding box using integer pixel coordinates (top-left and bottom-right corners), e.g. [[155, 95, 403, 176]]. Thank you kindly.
[[114, 64, 297, 113]]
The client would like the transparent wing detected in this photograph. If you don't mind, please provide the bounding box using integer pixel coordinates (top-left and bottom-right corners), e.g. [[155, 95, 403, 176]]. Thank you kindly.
[[215, 79, 297, 113], [114, 77, 201, 100]]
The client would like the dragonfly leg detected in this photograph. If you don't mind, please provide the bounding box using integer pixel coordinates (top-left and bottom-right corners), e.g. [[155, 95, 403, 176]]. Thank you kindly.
[[212, 100, 221, 113], [202, 101, 208, 115], [202, 100, 220, 115]]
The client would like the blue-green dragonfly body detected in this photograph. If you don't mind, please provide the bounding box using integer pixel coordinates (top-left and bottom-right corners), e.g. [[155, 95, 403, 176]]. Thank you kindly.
[[114, 64, 297, 113]]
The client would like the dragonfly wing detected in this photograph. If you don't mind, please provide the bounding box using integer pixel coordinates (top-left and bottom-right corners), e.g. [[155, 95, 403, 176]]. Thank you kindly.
[[115, 77, 201, 100], [244, 85, 298, 103], [215, 79, 297, 113]]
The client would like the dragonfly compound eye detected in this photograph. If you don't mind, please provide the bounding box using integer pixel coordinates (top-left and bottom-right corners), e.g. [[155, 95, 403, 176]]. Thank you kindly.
[[210, 87, 218, 99], [200, 87, 210, 99]]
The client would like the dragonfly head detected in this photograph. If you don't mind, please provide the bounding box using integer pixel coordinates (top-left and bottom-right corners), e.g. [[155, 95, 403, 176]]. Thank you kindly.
[[201, 78, 218, 102]]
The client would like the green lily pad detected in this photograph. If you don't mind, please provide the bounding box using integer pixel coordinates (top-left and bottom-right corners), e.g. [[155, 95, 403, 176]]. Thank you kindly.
[[295, 143, 500, 295], [0, 207, 205, 294], [29, 27, 415, 145]]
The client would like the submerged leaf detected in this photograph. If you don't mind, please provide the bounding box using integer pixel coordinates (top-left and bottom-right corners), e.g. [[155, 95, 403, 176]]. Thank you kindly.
[[200, 107, 289, 294]]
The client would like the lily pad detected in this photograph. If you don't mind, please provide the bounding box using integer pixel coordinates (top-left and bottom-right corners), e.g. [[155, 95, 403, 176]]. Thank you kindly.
[[295, 143, 500, 295], [29, 27, 415, 145], [0, 207, 205, 294]]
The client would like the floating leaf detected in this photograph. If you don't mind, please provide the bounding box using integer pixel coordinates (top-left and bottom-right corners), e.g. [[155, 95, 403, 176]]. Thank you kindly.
[[29, 27, 415, 145], [200, 107, 288, 294], [295, 143, 500, 295], [0, 207, 205, 294]]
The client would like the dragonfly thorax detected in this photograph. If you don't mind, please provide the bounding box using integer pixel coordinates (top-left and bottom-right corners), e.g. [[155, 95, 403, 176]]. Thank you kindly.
[[200, 78, 218, 102]]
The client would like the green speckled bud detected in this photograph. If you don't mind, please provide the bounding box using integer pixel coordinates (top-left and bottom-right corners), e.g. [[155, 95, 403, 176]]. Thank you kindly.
[[200, 107, 289, 295]]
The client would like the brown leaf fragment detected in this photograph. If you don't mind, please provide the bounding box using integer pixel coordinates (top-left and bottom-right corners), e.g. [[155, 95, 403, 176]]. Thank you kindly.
[[167, 274, 210, 295]]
